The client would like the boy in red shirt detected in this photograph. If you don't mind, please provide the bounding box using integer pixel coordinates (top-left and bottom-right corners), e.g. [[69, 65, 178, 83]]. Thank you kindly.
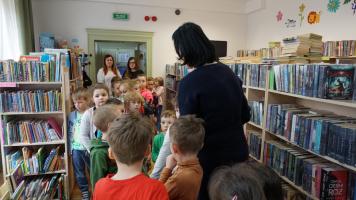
[[93, 114, 168, 200]]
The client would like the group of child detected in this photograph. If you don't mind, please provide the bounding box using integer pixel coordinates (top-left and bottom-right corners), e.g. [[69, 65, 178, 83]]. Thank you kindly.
[[68, 74, 285, 200]]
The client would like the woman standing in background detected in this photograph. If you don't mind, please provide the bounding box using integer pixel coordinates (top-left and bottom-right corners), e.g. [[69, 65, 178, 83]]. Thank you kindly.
[[97, 54, 121, 89], [123, 57, 144, 79], [173, 22, 251, 200]]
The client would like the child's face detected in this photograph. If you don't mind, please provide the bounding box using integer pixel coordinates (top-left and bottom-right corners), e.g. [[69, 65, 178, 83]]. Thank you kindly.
[[134, 83, 140, 93], [119, 85, 127, 96], [147, 80, 154, 91], [138, 76, 147, 89], [93, 89, 109, 107], [128, 101, 141, 113], [161, 116, 175, 132], [154, 80, 159, 87], [73, 98, 90, 112], [113, 82, 121, 97]]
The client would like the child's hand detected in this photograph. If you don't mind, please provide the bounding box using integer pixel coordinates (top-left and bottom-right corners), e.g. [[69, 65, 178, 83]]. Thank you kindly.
[[165, 155, 177, 170]]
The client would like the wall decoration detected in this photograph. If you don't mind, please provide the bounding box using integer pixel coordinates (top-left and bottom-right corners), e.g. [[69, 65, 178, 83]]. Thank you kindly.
[[144, 16, 150, 21], [285, 19, 297, 28], [328, 0, 341, 13], [298, 3, 306, 27], [276, 11, 283, 22], [352, 0, 356, 14], [308, 11, 321, 24], [344, 0, 351, 4]]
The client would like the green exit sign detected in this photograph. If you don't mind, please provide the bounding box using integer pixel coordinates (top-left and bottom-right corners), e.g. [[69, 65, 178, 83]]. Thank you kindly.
[[113, 12, 129, 20]]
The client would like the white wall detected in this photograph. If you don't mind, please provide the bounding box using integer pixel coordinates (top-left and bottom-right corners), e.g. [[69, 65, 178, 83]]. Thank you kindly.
[[246, 0, 356, 49], [32, 0, 247, 77]]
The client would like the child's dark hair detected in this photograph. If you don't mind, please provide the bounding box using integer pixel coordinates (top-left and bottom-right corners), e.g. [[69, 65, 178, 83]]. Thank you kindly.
[[106, 98, 123, 105], [238, 161, 283, 200], [72, 87, 90, 101], [107, 113, 154, 165], [209, 165, 266, 200], [91, 83, 109, 96], [155, 77, 164, 86], [169, 115, 205, 154]]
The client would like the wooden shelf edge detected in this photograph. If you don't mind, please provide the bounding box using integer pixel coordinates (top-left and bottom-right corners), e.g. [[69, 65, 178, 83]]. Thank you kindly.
[[265, 130, 356, 172], [248, 86, 266, 91], [249, 154, 260, 162], [0, 111, 63, 115], [269, 90, 356, 109], [247, 122, 263, 130], [272, 169, 318, 200], [4, 140, 65, 147]]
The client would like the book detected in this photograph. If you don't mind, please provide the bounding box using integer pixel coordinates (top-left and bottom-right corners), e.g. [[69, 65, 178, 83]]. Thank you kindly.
[[7, 162, 24, 192], [320, 167, 348, 200], [326, 65, 354, 99]]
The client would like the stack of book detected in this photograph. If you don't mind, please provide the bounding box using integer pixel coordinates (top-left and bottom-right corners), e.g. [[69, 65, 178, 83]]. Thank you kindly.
[[249, 64, 268, 88], [270, 64, 356, 100], [248, 101, 264, 126], [2, 119, 62, 145], [0, 90, 62, 112], [279, 33, 323, 64], [6, 146, 64, 175], [323, 40, 356, 57], [227, 63, 248, 85], [11, 174, 65, 200], [237, 49, 261, 57], [266, 103, 356, 167], [247, 131, 262, 159], [264, 140, 352, 199]]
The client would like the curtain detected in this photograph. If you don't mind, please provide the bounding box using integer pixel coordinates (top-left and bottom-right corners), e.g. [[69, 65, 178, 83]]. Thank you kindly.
[[15, 0, 35, 55], [0, 0, 21, 60]]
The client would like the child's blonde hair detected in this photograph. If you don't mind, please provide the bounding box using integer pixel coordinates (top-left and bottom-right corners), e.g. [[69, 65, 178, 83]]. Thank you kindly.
[[93, 104, 122, 132], [72, 87, 90, 101], [155, 77, 164, 86], [124, 91, 144, 109], [111, 76, 122, 88], [161, 110, 176, 119], [127, 79, 140, 91]]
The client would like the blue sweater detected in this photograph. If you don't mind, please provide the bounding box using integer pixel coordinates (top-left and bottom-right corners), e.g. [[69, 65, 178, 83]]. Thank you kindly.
[[178, 62, 250, 166]]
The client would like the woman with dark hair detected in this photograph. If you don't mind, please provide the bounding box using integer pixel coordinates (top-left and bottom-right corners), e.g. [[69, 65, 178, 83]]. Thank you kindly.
[[97, 54, 121, 89], [123, 57, 144, 79], [173, 22, 251, 200]]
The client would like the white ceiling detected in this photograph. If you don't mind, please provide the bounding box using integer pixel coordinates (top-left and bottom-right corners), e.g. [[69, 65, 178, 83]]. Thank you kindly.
[[64, 0, 263, 14]]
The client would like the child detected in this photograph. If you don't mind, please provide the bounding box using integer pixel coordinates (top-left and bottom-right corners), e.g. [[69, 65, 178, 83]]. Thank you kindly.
[[90, 103, 124, 190], [152, 77, 165, 129], [93, 114, 169, 200], [123, 91, 144, 114], [137, 74, 153, 103], [159, 115, 205, 200], [208, 164, 266, 200], [79, 83, 110, 152], [127, 79, 140, 93], [118, 80, 129, 102], [67, 87, 91, 200], [111, 76, 122, 98], [151, 110, 176, 163], [146, 77, 155, 92], [235, 161, 283, 200]]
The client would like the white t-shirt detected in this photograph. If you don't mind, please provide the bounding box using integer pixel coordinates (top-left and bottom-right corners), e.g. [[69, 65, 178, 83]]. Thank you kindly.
[[96, 68, 122, 92]]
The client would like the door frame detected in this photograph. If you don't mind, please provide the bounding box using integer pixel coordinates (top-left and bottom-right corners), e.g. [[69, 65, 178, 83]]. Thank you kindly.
[[87, 28, 153, 82]]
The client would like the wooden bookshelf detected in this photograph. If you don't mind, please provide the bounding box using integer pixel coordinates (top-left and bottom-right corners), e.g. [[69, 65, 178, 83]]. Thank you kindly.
[[0, 62, 70, 199], [243, 63, 356, 200]]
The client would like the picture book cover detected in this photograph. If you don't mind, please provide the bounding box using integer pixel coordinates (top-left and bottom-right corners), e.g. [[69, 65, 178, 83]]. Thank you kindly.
[[326, 65, 354, 99]]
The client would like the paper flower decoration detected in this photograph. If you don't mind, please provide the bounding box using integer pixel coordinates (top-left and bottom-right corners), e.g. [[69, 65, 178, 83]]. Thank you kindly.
[[328, 0, 340, 12], [276, 11, 283, 22], [299, 3, 306, 12]]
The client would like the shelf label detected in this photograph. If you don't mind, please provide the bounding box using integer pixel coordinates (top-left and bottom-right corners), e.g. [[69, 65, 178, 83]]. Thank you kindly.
[[0, 82, 16, 88]]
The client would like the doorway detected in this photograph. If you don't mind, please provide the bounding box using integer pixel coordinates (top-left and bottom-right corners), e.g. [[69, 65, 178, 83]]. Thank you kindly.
[[95, 41, 147, 77], [87, 29, 153, 82]]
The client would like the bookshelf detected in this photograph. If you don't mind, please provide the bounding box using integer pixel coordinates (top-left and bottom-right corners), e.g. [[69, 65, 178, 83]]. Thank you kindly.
[[241, 63, 356, 200], [0, 54, 71, 199], [164, 63, 189, 109]]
